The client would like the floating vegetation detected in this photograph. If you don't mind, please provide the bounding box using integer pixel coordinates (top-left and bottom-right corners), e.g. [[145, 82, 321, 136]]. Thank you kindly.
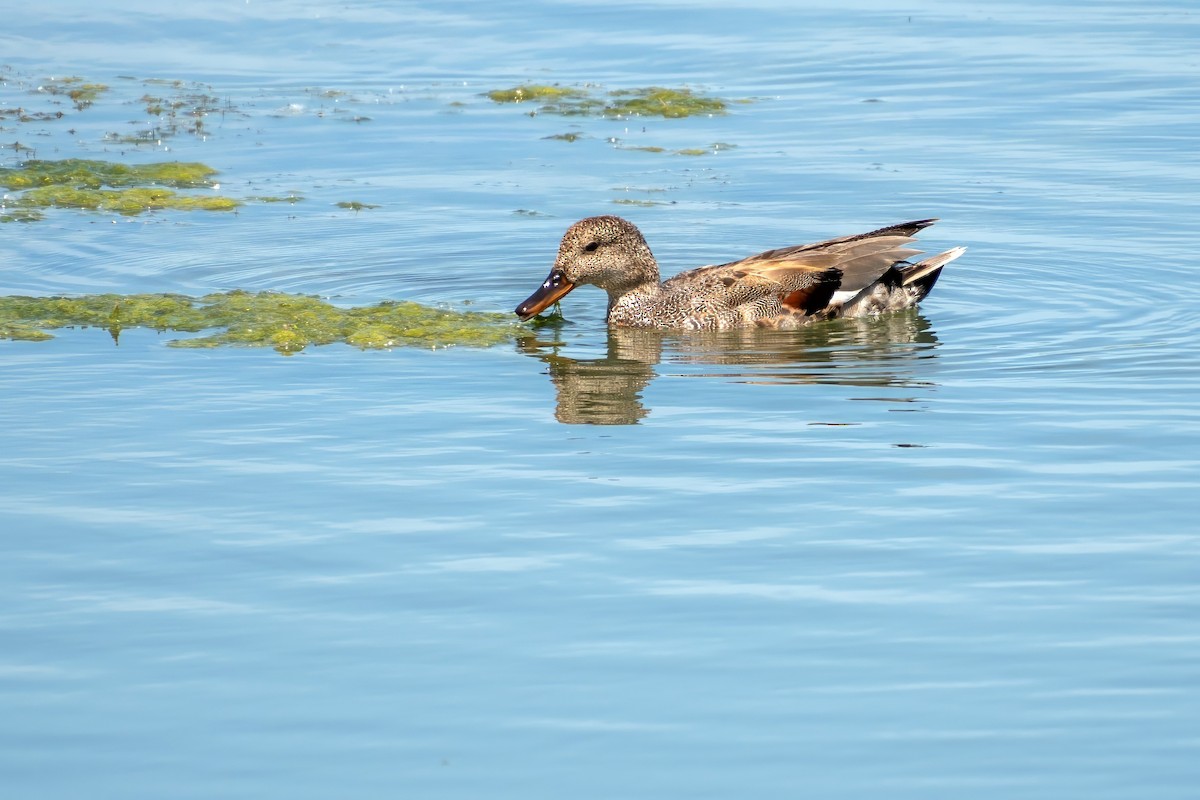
[[309, 88, 354, 100], [0, 108, 64, 123], [612, 198, 677, 208], [0, 207, 45, 223], [608, 87, 728, 118], [616, 141, 737, 156], [141, 94, 167, 116], [336, 201, 380, 211], [248, 194, 305, 204], [0, 158, 218, 190], [0, 142, 37, 159], [39, 76, 110, 110], [487, 84, 590, 106], [18, 186, 239, 215], [131, 80, 230, 141], [0, 291, 519, 353], [0, 158, 241, 217], [487, 84, 736, 118], [5, 72, 218, 141]]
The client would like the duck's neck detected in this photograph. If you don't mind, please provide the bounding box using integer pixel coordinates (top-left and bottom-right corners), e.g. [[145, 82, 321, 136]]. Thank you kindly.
[[605, 243, 661, 294], [605, 279, 665, 326], [605, 270, 660, 307], [596, 237, 662, 321]]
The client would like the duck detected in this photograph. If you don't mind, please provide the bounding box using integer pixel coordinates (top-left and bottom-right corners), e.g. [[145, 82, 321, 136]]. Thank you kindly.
[[515, 215, 965, 330]]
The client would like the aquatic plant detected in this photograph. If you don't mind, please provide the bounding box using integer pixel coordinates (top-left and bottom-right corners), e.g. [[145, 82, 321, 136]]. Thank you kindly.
[[248, 194, 305, 204], [616, 142, 737, 156], [0, 207, 45, 223], [605, 87, 728, 118], [19, 186, 239, 215], [611, 198, 675, 208], [0, 291, 519, 354], [486, 84, 735, 118], [487, 84, 591, 106], [0, 158, 240, 217], [130, 80, 229, 141], [0, 158, 219, 190], [39, 76, 109, 110], [0, 108, 64, 123]]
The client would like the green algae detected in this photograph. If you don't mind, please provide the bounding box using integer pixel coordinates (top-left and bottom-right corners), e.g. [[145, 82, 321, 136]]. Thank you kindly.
[[0, 159, 219, 190], [0, 207, 45, 223], [249, 194, 305, 204], [0, 291, 518, 354], [487, 84, 734, 118], [605, 87, 727, 118], [19, 186, 240, 215], [336, 201, 380, 211], [131, 81, 231, 141], [310, 88, 353, 100], [0, 158, 241, 217], [0, 322, 55, 340], [40, 77, 109, 110], [7, 72, 230, 146], [0, 108, 65, 123], [141, 94, 167, 116], [487, 84, 590, 105]]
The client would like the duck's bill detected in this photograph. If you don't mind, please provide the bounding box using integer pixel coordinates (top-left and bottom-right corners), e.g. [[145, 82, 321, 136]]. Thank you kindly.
[[515, 269, 576, 320]]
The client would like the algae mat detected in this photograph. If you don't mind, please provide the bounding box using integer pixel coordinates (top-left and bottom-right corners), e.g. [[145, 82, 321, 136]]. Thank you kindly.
[[0, 291, 519, 353], [0, 159, 242, 221], [485, 85, 736, 118]]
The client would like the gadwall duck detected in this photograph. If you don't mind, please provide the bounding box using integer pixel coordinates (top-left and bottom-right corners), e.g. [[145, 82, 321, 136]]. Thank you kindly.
[[515, 216, 965, 330]]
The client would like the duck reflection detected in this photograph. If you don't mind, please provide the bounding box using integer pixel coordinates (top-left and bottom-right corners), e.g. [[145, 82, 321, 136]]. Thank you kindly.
[[516, 325, 661, 424], [517, 311, 941, 425]]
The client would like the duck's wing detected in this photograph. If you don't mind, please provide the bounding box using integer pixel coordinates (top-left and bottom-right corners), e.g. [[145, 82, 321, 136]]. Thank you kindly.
[[662, 259, 843, 315], [661, 220, 939, 316], [735, 219, 937, 295]]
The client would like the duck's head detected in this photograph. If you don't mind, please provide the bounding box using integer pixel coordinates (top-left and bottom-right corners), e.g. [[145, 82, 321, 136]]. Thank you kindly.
[[515, 216, 659, 321]]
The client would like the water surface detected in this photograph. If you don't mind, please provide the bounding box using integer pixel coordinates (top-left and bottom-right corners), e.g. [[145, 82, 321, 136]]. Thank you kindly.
[[3, 1, 1199, 798]]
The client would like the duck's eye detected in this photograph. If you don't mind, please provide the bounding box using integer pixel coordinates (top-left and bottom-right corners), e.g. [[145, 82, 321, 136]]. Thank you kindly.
[[583, 241, 600, 253]]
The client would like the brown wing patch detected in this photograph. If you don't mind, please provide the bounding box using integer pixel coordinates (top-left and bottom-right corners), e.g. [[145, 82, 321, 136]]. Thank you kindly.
[[732, 235, 924, 296], [780, 268, 841, 314]]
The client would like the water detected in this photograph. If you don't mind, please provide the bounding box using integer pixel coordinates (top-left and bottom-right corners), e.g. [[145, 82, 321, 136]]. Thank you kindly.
[[3, 1, 1199, 797]]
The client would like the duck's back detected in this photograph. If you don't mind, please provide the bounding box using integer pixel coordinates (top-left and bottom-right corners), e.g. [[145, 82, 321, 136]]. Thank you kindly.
[[606, 219, 956, 330], [605, 260, 837, 330]]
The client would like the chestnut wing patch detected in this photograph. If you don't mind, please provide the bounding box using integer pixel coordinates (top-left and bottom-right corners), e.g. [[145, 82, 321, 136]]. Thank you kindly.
[[780, 268, 842, 314]]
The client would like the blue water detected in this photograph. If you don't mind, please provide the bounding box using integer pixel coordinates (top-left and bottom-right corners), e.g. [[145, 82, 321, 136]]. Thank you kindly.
[[3, 1, 1199, 798]]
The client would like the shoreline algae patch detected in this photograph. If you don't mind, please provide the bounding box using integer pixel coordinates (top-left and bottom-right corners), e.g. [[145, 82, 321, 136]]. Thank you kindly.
[[486, 84, 735, 118], [0, 291, 519, 354], [0, 159, 241, 218]]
